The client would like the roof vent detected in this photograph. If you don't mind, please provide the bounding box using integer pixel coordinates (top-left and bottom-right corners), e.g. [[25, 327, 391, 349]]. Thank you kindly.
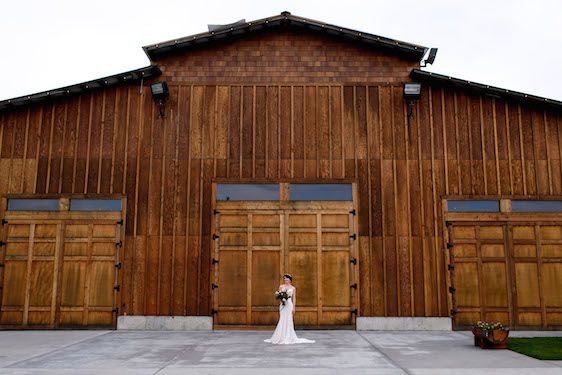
[[208, 19, 246, 32]]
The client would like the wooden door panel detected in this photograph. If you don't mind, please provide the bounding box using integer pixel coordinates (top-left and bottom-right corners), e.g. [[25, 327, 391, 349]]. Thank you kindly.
[[89, 261, 115, 307], [7, 224, 30, 237], [65, 224, 89, 237], [251, 251, 279, 306], [321, 251, 349, 307], [540, 226, 562, 240], [251, 251, 279, 325], [289, 232, 316, 246], [6, 242, 28, 256], [0, 223, 31, 326], [481, 262, 508, 308], [288, 251, 318, 307], [60, 262, 85, 307], [92, 242, 114, 256], [454, 262, 479, 307], [217, 251, 247, 308], [2, 261, 27, 305], [542, 263, 562, 307], [514, 263, 540, 308], [34, 224, 57, 238], [321, 214, 348, 228]]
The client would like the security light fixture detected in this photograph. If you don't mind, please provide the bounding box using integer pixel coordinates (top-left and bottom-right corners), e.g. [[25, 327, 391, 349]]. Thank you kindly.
[[150, 81, 169, 118], [421, 48, 438, 67], [404, 83, 421, 100], [404, 83, 422, 121]]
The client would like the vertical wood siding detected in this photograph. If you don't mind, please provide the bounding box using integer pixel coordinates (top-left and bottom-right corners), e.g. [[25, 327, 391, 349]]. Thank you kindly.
[[0, 83, 560, 318]]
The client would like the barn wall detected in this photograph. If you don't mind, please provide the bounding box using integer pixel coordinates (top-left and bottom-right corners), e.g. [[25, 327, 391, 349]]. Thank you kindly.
[[153, 30, 419, 84], [0, 81, 560, 318]]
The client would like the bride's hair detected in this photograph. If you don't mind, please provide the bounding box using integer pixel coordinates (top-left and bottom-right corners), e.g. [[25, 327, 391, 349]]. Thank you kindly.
[[283, 274, 293, 282]]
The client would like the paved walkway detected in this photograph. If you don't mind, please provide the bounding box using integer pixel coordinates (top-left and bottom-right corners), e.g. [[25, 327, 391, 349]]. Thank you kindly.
[[0, 330, 560, 374]]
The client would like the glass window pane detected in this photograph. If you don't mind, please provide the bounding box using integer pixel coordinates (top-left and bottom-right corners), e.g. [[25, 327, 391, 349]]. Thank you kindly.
[[447, 200, 500, 212], [7, 199, 59, 211], [289, 184, 352, 201], [70, 199, 122, 211], [512, 200, 562, 212], [217, 184, 279, 201]]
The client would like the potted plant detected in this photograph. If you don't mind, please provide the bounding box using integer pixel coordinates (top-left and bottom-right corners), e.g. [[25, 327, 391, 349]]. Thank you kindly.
[[472, 321, 510, 349]]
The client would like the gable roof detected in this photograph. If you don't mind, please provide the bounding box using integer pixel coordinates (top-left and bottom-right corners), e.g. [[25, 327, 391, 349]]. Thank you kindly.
[[0, 65, 161, 112], [411, 69, 562, 110], [142, 11, 429, 62]]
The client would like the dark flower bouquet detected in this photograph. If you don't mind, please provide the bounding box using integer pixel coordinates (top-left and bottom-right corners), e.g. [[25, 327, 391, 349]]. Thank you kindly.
[[275, 289, 290, 306]]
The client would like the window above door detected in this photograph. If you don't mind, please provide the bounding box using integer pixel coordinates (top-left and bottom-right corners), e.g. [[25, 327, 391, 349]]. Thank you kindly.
[[216, 183, 353, 202]]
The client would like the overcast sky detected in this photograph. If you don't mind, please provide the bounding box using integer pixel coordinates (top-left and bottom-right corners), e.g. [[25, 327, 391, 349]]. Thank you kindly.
[[1, 0, 561, 101]]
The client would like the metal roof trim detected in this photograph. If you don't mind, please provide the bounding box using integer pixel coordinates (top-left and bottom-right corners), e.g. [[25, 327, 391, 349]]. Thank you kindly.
[[142, 12, 428, 61], [411, 69, 562, 110], [0, 65, 161, 112]]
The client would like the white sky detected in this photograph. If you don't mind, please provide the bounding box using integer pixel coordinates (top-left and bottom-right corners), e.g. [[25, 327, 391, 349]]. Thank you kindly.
[[1, 0, 561, 101]]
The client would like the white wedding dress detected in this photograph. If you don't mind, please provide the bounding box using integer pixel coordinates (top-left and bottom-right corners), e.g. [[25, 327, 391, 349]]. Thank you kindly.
[[264, 288, 315, 345]]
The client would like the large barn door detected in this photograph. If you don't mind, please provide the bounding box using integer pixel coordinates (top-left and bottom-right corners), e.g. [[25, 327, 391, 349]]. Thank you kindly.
[[213, 205, 356, 328], [448, 220, 562, 330], [0, 217, 121, 328]]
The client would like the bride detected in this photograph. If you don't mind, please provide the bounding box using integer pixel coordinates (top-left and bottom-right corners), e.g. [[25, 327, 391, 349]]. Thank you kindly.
[[264, 274, 315, 345]]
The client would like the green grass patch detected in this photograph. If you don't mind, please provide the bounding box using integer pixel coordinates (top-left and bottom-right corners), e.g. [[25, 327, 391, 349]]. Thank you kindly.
[[508, 337, 562, 360]]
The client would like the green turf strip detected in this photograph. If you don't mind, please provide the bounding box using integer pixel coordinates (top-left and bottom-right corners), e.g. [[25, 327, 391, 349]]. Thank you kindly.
[[508, 337, 562, 360]]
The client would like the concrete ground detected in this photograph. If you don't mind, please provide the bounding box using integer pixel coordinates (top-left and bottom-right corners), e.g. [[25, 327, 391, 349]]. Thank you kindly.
[[0, 330, 561, 374]]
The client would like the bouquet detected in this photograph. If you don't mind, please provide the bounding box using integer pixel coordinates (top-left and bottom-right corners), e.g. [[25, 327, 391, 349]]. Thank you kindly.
[[275, 288, 290, 305]]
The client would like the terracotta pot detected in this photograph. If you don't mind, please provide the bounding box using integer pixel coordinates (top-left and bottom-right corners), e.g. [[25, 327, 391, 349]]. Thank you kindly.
[[486, 329, 509, 344], [472, 327, 509, 349]]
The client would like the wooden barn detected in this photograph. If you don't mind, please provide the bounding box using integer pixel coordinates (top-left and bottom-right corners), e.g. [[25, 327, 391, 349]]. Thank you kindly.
[[0, 12, 561, 330]]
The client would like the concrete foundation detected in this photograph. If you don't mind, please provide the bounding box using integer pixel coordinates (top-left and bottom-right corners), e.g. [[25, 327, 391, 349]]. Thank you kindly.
[[356, 317, 452, 331], [117, 316, 213, 330]]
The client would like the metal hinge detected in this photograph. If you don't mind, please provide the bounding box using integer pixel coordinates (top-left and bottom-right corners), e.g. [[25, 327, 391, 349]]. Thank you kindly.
[[213, 209, 220, 215], [448, 264, 455, 271], [349, 209, 356, 216], [211, 283, 219, 289], [351, 308, 358, 315], [450, 308, 457, 315], [116, 219, 124, 225], [115, 263, 122, 269], [446, 242, 454, 250], [1, 219, 7, 225], [212, 234, 220, 240], [349, 234, 357, 240], [211, 308, 218, 315], [0, 241, 6, 247], [0, 264, 4, 268], [350, 283, 358, 289], [449, 287, 456, 294], [212, 258, 219, 265], [445, 221, 453, 228], [112, 307, 119, 314], [115, 240, 123, 248], [114, 285, 120, 292], [350, 258, 357, 265]]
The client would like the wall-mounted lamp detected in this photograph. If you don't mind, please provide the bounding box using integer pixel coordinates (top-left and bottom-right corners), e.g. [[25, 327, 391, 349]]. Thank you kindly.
[[404, 83, 421, 121], [150, 81, 169, 118]]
